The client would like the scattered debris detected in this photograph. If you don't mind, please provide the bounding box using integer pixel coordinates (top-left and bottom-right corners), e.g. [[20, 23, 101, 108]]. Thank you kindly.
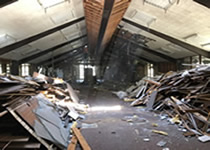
[[169, 115, 182, 125], [143, 138, 150, 142], [81, 123, 98, 129], [157, 140, 167, 147], [0, 73, 88, 149], [152, 123, 158, 127], [162, 148, 170, 150], [124, 66, 210, 141], [152, 130, 168, 136], [123, 98, 136, 102], [198, 135, 210, 143], [112, 91, 128, 99], [134, 129, 139, 135], [122, 115, 147, 124]]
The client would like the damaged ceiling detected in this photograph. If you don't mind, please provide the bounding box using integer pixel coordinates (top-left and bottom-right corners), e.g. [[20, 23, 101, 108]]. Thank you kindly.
[[0, 0, 86, 63], [0, 0, 210, 64]]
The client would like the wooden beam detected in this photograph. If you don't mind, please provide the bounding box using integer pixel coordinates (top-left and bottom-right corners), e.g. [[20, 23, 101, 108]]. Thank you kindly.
[[67, 135, 78, 150], [0, 17, 85, 55], [122, 18, 210, 58], [72, 128, 91, 150], [0, 143, 41, 149], [84, 0, 131, 59], [47, 53, 85, 68], [94, 0, 115, 56], [37, 45, 85, 65], [19, 35, 86, 63]]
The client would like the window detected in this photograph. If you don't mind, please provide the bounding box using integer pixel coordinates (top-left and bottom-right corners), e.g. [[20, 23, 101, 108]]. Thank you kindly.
[[6, 64, 10, 74], [85, 65, 96, 76], [147, 63, 154, 77], [0, 64, 2, 74], [21, 64, 30, 76], [79, 64, 85, 80], [77, 64, 96, 83]]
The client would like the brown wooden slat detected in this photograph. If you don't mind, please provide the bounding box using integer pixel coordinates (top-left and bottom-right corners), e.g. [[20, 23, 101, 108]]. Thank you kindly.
[[67, 135, 78, 150], [0, 136, 29, 142], [72, 128, 91, 150], [84, 0, 131, 58], [0, 143, 41, 149]]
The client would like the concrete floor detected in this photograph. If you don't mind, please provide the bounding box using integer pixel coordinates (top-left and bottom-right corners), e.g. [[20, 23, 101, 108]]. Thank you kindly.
[[78, 87, 210, 150]]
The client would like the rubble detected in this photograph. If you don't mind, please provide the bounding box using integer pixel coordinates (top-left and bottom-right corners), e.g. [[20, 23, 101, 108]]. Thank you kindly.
[[123, 66, 210, 141], [0, 73, 88, 149]]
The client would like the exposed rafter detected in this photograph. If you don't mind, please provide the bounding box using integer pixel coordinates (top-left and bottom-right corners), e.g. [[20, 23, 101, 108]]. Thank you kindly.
[[122, 18, 210, 58], [37, 45, 86, 66], [19, 35, 87, 63], [0, 17, 85, 55], [47, 53, 85, 68], [84, 0, 131, 59]]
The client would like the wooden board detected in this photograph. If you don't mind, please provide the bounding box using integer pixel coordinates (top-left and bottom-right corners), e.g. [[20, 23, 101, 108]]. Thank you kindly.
[[72, 128, 91, 150], [67, 135, 78, 150]]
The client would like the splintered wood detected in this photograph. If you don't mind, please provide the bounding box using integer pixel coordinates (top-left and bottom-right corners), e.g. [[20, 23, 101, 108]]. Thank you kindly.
[[72, 128, 91, 150], [0, 73, 87, 149], [129, 66, 210, 137]]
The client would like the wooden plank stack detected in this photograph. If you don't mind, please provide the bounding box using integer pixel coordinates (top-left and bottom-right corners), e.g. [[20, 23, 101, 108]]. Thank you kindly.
[[129, 66, 210, 137]]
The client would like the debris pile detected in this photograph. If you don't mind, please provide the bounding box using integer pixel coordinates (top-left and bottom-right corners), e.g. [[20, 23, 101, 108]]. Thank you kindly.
[[126, 66, 210, 140], [0, 73, 88, 149]]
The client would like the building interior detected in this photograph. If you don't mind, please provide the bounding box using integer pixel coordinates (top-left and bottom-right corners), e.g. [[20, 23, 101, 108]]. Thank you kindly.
[[0, 0, 210, 149]]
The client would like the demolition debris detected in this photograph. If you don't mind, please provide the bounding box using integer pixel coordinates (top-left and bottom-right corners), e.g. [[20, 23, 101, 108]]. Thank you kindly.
[[122, 66, 210, 141], [0, 73, 90, 150]]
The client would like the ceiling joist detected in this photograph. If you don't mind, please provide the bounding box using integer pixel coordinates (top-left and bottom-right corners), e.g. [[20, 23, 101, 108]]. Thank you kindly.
[[0, 17, 85, 55], [47, 53, 85, 68], [19, 35, 87, 63], [122, 18, 210, 58], [37, 45, 86, 66], [84, 0, 131, 59]]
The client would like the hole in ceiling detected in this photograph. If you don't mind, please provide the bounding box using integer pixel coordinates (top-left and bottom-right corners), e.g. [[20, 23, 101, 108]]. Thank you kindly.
[[0, 0, 17, 8], [194, 0, 210, 9]]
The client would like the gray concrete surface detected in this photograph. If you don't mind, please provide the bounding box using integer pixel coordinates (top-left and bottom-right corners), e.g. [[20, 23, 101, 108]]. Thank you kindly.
[[78, 88, 210, 150]]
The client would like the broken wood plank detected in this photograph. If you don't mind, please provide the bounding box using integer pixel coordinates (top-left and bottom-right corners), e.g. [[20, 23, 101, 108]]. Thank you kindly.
[[72, 127, 91, 150], [0, 136, 29, 142], [0, 110, 8, 117], [146, 90, 158, 111], [144, 79, 161, 86], [0, 143, 41, 149], [6, 107, 52, 149], [67, 135, 78, 150]]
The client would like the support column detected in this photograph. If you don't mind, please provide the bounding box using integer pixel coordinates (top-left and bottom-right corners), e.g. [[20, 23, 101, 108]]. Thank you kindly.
[[10, 61, 19, 75], [199, 55, 202, 64], [2, 63, 7, 73]]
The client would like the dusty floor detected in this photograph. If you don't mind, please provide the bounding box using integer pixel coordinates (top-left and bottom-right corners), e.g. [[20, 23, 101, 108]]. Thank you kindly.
[[78, 87, 210, 150]]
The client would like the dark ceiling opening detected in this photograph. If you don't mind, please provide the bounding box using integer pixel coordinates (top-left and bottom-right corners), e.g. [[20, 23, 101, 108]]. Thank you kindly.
[[0, 0, 17, 8], [194, 0, 210, 8]]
